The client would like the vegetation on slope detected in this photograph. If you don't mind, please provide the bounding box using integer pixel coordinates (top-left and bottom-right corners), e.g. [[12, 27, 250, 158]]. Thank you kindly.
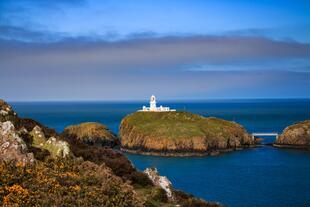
[[0, 159, 142, 206], [1, 99, 221, 207]]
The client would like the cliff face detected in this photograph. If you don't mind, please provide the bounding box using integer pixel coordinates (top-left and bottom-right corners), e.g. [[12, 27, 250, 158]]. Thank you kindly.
[[276, 120, 310, 147], [62, 122, 119, 147], [120, 111, 254, 156]]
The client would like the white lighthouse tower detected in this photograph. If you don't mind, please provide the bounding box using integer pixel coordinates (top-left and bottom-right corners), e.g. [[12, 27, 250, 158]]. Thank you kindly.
[[139, 95, 176, 112], [150, 95, 157, 111]]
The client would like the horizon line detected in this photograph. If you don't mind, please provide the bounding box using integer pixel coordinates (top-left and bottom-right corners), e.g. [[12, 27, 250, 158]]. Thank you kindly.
[[5, 97, 310, 103]]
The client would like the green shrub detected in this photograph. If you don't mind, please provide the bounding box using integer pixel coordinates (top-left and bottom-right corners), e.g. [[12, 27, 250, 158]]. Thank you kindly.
[[150, 187, 168, 203]]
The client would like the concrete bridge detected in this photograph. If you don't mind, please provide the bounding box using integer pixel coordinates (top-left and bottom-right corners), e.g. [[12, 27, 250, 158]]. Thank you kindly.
[[252, 133, 279, 140]]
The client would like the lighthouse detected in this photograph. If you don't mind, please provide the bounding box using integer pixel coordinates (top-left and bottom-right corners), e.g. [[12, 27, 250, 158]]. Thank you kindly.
[[139, 95, 176, 112], [150, 95, 157, 110]]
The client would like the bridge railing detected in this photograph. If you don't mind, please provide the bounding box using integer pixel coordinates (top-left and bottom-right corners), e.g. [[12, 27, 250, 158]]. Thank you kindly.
[[251, 133, 279, 140]]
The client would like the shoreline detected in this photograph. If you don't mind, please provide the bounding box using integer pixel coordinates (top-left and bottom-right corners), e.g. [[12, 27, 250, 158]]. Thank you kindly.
[[273, 144, 310, 150], [121, 145, 261, 157]]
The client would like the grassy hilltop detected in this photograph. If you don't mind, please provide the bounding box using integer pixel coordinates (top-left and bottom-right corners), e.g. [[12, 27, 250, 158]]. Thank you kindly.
[[120, 111, 254, 156]]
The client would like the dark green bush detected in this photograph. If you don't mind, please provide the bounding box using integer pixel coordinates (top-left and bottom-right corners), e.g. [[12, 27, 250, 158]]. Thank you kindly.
[[150, 187, 168, 203], [28, 146, 50, 161], [61, 134, 153, 187]]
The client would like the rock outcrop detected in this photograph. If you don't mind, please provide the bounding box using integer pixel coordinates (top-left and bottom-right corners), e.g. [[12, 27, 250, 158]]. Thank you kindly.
[[0, 121, 34, 165], [0, 100, 18, 123], [62, 122, 118, 147], [120, 111, 255, 156], [275, 120, 310, 149], [144, 167, 174, 200], [0, 99, 70, 159], [30, 126, 70, 158]]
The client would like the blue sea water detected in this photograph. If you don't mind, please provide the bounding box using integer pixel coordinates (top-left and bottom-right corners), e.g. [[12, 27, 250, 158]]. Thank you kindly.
[[10, 99, 310, 207]]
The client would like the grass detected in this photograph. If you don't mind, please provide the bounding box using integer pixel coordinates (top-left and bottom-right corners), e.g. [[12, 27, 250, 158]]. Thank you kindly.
[[123, 111, 240, 140], [63, 122, 116, 141], [285, 120, 310, 130]]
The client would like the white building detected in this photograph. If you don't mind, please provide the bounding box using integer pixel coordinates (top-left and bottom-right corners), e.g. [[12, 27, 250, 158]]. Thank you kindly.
[[139, 95, 176, 112]]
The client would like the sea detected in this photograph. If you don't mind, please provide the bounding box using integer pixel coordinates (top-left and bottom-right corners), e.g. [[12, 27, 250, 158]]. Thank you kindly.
[[10, 99, 310, 207]]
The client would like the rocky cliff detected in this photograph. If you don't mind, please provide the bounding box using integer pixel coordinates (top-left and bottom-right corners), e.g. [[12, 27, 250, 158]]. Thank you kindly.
[[275, 120, 310, 149], [0, 99, 221, 207], [0, 100, 69, 162], [120, 111, 255, 156]]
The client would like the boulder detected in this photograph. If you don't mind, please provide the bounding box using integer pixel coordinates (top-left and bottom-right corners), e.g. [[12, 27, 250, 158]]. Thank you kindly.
[[30, 125, 70, 158]]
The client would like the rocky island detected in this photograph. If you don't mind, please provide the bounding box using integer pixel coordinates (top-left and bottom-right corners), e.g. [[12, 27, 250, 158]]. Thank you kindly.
[[274, 120, 310, 150], [0, 99, 221, 207], [120, 111, 256, 156], [62, 122, 119, 147]]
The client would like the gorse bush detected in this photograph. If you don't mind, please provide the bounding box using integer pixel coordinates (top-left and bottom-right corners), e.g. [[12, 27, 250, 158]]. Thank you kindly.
[[0, 159, 143, 207]]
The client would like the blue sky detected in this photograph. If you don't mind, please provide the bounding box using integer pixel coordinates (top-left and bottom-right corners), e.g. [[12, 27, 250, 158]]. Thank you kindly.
[[0, 0, 310, 101]]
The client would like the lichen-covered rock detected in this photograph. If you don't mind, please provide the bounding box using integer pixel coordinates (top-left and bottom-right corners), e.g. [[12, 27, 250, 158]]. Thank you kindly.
[[0, 100, 18, 124], [63, 122, 118, 147], [0, 99, 57, 137], [46, 137, 70, 158], [30, 125, 46, 145], [120, 111, 254, 156], [0, 121, 34, 165], [144, 167, 174, 200], [276, 120, 310, 147], [30, 125, 70, 158]]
